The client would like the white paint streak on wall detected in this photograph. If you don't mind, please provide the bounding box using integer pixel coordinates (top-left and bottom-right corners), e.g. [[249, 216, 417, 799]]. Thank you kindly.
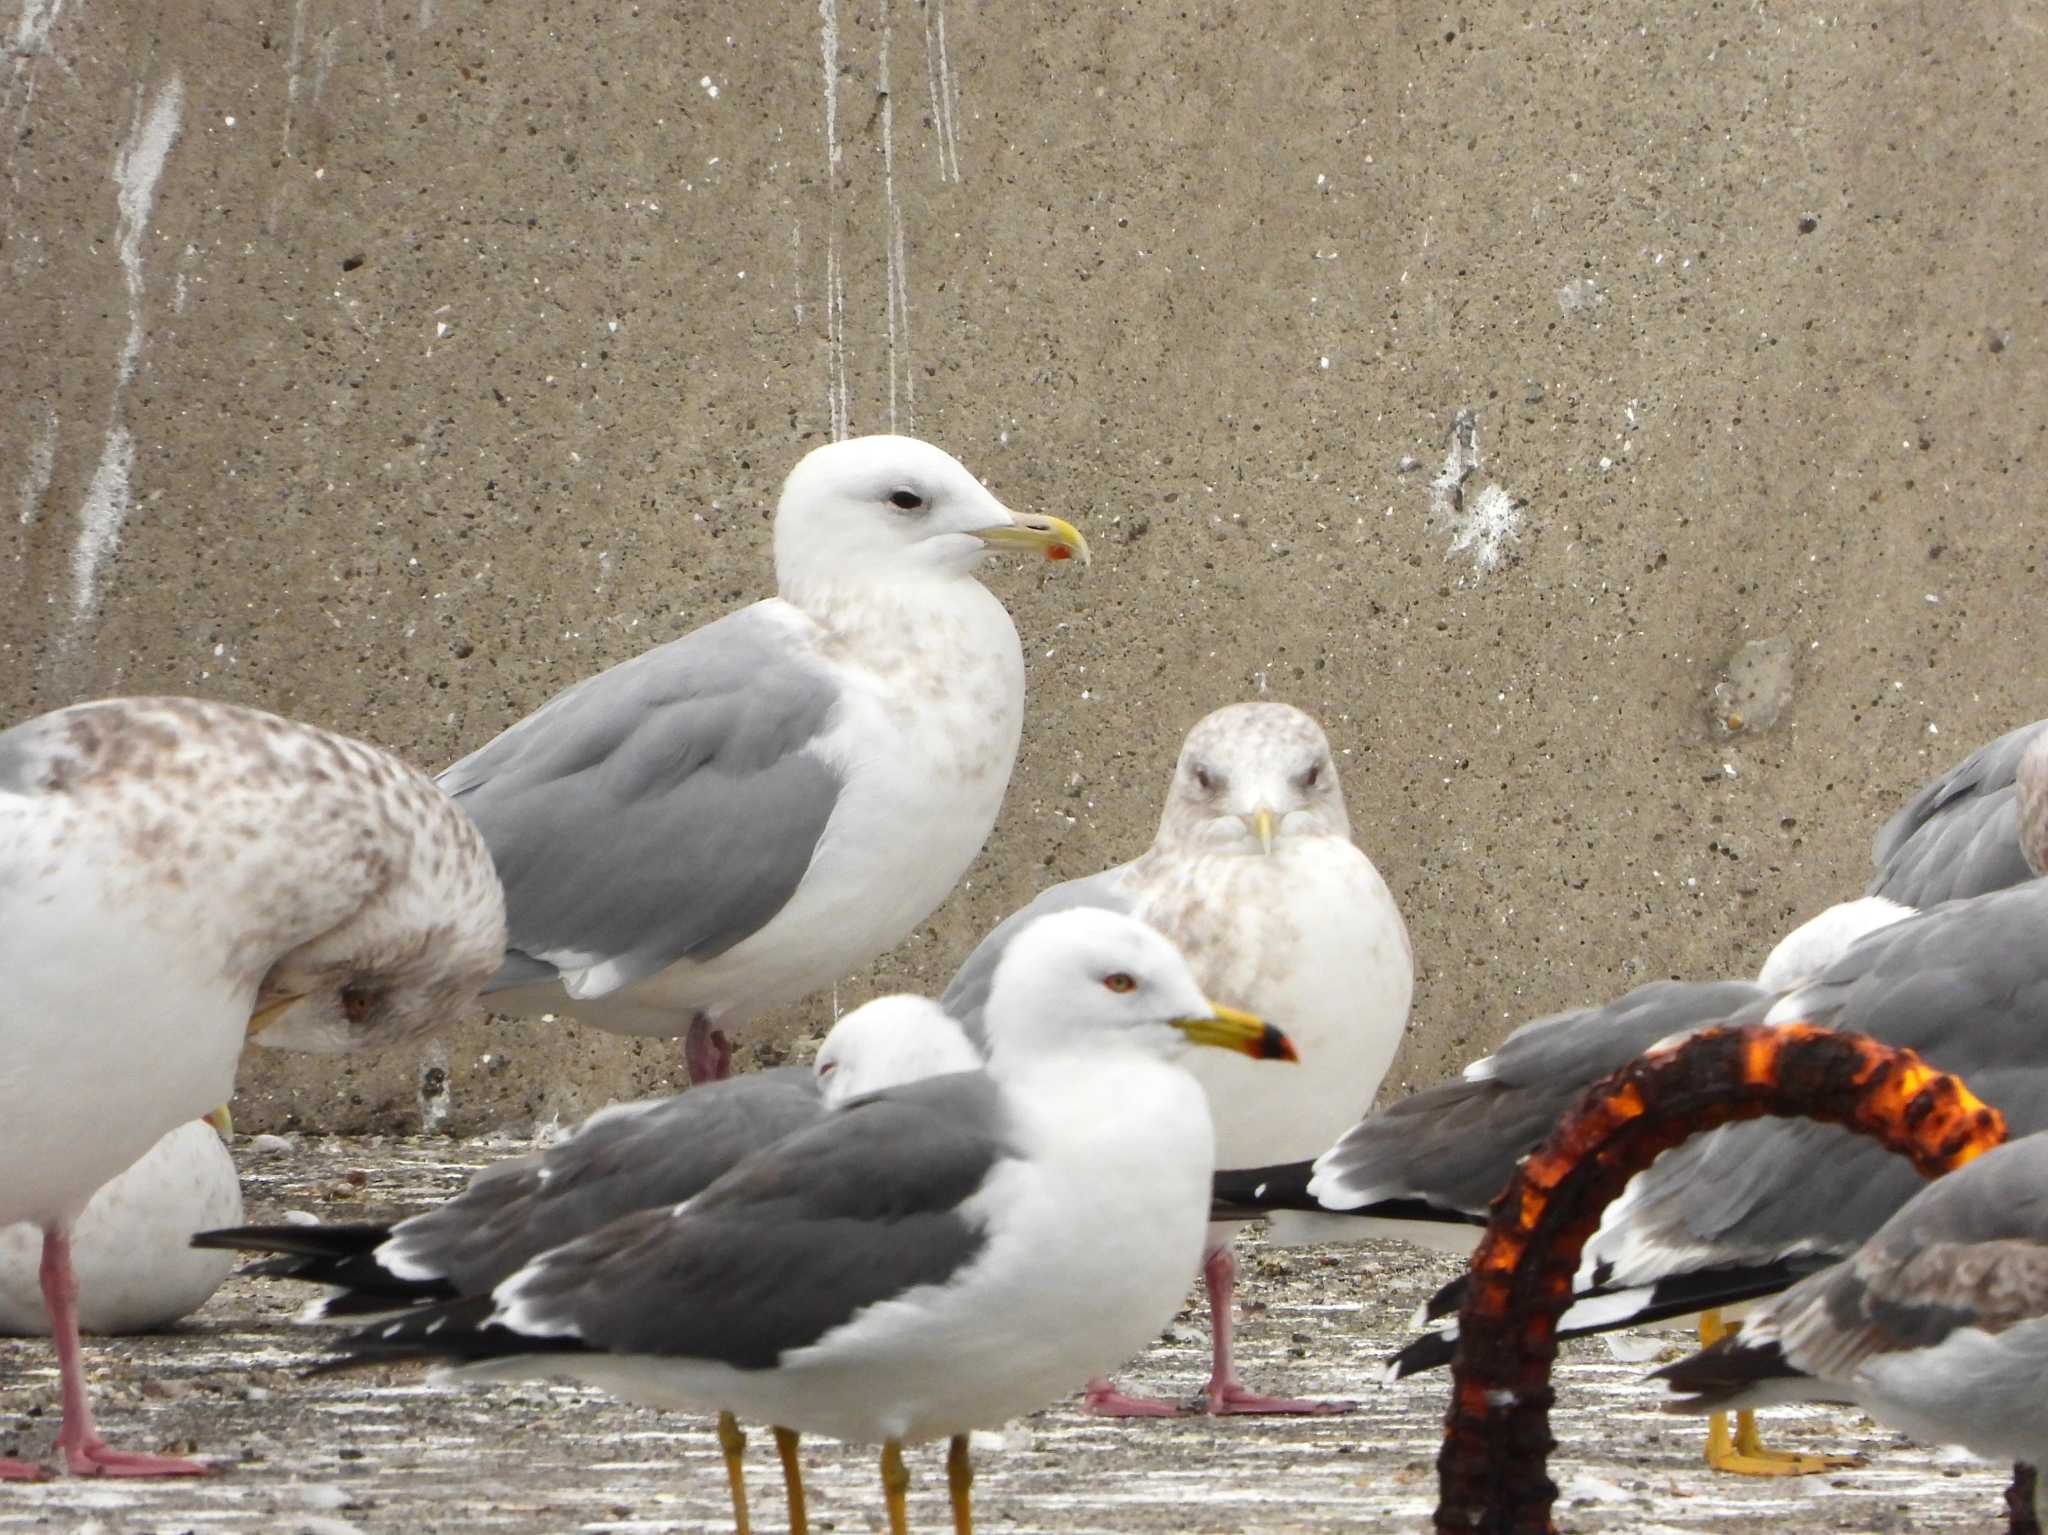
[[16, 404, 58, 526], [5, 0, 68, 181], [1424, 408, 1523, 579], [282, 0, 308, 158], [879, 3, 913, 432], [71, 75, 183, 622], [932, 1, 962, 182], [818, 0, 847, 439], [71, 427, 133, 617]]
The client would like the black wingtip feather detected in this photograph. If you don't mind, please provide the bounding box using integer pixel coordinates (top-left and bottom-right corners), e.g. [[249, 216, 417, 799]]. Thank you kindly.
[[191, 1222, 391, 1259], [1652, 1337, 1804, 1410], [314, 1293, 598, 1378]]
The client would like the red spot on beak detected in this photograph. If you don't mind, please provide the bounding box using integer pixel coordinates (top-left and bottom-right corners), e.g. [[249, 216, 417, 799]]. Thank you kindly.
[[1046, 545, 1072, 561]]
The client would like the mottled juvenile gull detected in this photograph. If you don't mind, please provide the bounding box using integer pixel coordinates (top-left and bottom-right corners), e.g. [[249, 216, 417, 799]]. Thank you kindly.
[[1869, 719, 2048, 906], [1658, 1129, 2048, 1529], [0, 1112, 240, 1337], [441, 435, 1088, 1082], [0, 695, 505, 1478], [943, 702, 1411, 1415], [326, 909, 1295, 1535]]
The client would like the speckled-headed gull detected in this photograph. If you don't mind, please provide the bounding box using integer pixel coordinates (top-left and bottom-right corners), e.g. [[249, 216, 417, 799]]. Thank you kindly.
[[942, 702, 1412, 1414], [439, 435, 1088, 1082], [326, 909, 1295, 1535], [0, 695, 504, 1478]]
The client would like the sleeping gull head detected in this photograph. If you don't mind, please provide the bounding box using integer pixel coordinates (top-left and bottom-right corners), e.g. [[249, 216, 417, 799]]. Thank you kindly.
[[774, 434, 1088, 591], [813, 995, 982, 1106], [1155, 701, 1349, 856]]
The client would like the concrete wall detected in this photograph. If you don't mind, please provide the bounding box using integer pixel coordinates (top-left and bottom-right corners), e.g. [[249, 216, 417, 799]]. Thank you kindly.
[[5, 0, 2044, 1133]]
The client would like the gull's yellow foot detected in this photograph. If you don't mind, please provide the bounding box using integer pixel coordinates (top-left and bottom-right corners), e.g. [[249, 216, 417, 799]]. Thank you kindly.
[[774, 1427, 808, 1535], [1695, 1311, 1862, 1475], [881, 1439, 910, 1535], [947, 1433, 974, 1535], [716, 1411, 751, 1535]]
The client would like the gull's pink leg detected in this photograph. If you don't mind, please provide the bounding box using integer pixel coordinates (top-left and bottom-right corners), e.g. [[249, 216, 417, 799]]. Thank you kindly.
[[684, 1014, 734, 1085], [0, 1453, 48, 1481], [1079, 1375, 1186, 1417], [41, 1227, 213, 1477], [1201, 1242, 1355, 1416]]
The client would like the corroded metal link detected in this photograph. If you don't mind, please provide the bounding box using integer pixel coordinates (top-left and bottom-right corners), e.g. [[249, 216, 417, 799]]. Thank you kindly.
[[1435, 1023, 2006, 1535]]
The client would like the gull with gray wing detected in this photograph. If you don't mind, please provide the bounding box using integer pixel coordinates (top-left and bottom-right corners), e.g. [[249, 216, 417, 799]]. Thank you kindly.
[[444, 435, 1087, 1081]]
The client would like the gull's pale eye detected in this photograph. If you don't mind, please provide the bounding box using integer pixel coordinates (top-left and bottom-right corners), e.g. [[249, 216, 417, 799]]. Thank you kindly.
[[887, 488, 927, 512], [1102, 972, 1137, 994]]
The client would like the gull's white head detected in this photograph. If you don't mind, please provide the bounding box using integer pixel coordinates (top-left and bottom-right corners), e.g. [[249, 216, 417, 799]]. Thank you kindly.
[[772, 434, 1088, 591], [981, 908, 1295, 1065], [1155, 702, 1351, 856], [813, 994, 982, 1107]]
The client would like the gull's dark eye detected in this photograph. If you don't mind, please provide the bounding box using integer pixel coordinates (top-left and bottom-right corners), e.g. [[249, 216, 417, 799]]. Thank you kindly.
[[1103, 973, 1137, 994], [1302, 761, 1322, 789], [817, 1059, 838, 1078], [341, 984, 375, 1025], [887, 488, 927, 512], [1192, 765, 1215, 792]]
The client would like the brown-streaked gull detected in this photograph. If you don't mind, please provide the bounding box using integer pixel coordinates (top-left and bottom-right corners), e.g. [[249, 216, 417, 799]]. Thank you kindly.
[[322, 909, 1295, 1535], [438, 434, 1088, 1083], [1658, 1128, 2048, 1530], [0, 1113, 239, 1337], [942, 702, 1412, 1415], [0, 695, 505, 1478]]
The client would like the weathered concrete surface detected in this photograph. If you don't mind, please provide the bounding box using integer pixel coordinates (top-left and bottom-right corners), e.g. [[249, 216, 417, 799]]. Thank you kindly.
[[0, 1134, 2018, 1533], [5, 1, 2048, 1130]]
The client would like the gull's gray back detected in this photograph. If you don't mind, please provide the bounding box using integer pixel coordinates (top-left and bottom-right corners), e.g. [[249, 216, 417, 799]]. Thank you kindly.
[[441, 604, 844, 996]]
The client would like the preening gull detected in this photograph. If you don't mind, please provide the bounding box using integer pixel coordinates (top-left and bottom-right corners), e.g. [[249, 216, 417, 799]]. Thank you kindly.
[[1658, 1129, 2048, 1528], [0, 695, 505, 1478], [0, 1113, 240, 1337], [196, 996, 980, 1321], [440, 435, 1089, 1082], [1868, 719, 2048, 906], [326, 909, 1296, 1535], [942, 702, 1411, 1414]]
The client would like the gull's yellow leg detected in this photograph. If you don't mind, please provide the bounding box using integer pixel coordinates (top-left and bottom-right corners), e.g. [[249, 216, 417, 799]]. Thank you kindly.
[[947, 1434, 973, 1535], [881, 1440, 910, 1535], [717, 1411, 751, 1535], [1697, 1311, 1861, 1475], [774, 1427, 808, 1535]]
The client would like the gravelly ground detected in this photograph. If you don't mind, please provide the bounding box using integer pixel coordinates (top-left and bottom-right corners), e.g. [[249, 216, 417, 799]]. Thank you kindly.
[[0, 1136, 2013, 1535]]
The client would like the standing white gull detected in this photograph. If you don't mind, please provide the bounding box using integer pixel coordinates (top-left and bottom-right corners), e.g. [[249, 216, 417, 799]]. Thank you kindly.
[[0, 695, 505, 1479], [441, 435, 1088, 1082], [0, 1112, 240, 1337], [325, 909, 1295, 1535], [942, 702, 1412, 1414], [1658, 1128, 2048, 1529]]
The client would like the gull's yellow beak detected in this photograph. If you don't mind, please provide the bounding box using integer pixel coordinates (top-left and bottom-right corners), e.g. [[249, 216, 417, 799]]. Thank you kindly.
[[247, 993, 302, 1038], [1172, 1002, 1298, 1061], [203, 1105, 234, 1138], [1244, 807, 1277, 856], [973, 512, 1091, 566]]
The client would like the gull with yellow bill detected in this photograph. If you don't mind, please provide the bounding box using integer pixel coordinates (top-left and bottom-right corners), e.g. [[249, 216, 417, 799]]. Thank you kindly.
[[326, 909, 1295, 1535], [436, 433, 1090, 1083]]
